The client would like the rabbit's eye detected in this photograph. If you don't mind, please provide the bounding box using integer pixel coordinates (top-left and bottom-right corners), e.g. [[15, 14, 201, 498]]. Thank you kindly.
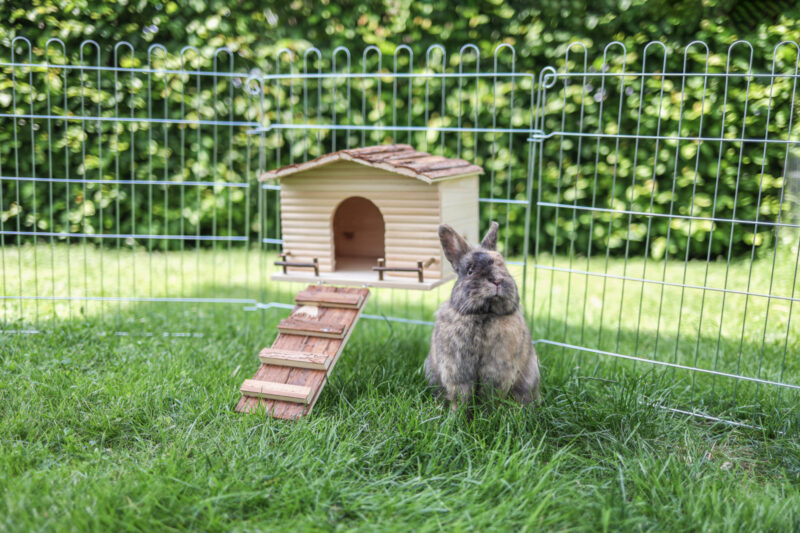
[[467, 265, 474, 275]]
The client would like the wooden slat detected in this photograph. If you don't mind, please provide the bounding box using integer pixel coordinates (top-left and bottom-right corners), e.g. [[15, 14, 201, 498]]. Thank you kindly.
[[258, 348, 330, 370], [271, 271, 452, 291], [295, 289, 363, 309], [240, 379, 314, 404], [351, 144, 408, 155], [384, 151, 428, 161], [277, 317, 347, 339], [280, 197, 440, 208]]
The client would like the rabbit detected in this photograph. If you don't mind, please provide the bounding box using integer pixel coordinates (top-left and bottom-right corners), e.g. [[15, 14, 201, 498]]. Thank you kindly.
[[424, 221, 540, 409]]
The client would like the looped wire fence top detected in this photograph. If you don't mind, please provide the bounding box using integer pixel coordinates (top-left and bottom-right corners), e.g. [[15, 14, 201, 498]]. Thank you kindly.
[[1, 38, 798, 430]]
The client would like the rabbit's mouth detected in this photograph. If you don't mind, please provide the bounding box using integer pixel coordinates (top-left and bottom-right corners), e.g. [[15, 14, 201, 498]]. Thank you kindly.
[[492, 279, 512, 296], [485, 284, 511, 304]]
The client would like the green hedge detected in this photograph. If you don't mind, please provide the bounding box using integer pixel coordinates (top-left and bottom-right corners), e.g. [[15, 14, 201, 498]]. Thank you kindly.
[[1, 0, 798, 259]]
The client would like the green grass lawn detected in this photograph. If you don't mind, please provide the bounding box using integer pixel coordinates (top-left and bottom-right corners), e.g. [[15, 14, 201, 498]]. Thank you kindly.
[[2, 244, 800, 531]]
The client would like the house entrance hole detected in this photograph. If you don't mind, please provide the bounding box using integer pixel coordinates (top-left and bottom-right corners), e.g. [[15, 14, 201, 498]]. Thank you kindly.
[[332, 196, 385, 271]]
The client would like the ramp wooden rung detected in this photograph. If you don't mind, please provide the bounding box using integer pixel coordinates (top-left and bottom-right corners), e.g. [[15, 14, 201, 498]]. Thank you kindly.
[[277, 317, 347, 339], [240, 379, 314, 404], [295, 289, 364, 309], [236, 285, 370, 420], [258, 348, 330, 371]]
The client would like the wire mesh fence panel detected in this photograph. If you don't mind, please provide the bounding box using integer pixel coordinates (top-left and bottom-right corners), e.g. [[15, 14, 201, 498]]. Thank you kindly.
[[0, 38, 263, 336], [531, 41, 800, 428], [1, 37, 798, 429]]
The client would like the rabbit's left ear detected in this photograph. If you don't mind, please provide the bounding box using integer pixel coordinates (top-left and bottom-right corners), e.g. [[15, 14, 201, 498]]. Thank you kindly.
[[480, 221, 499, 250], [439, 224, 471, 269]]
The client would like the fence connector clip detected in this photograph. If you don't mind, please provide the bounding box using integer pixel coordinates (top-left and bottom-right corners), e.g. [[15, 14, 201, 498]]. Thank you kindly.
[[527, 129, 549, 143]]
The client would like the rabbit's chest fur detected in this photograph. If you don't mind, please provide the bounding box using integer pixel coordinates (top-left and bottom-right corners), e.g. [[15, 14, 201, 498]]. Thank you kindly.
[[430, 302, 530, 390]]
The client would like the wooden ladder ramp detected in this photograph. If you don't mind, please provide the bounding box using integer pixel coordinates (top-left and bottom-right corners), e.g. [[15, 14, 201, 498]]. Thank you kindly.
[[235, 285, 370, 419]]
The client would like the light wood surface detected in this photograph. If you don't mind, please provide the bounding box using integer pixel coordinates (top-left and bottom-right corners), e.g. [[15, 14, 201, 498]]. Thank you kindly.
[[277, 317, 347, 339], [264, 145, 483, 288], [240, 379, 314, 404], [258, 348, 331, 370], [278, 161, 445, 279], [294, 289, 364, 308], [439, 175, 480, 276]]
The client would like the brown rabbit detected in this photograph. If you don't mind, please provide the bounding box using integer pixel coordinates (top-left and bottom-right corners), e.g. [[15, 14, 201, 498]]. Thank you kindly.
[[424, 222, 540, 409]]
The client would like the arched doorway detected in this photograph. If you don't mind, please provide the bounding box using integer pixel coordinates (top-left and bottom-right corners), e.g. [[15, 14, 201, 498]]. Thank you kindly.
[[332, 196, 385, 271]]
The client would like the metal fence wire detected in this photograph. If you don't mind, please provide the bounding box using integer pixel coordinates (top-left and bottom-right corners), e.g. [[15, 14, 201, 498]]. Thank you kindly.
[[1, 37, 799, 429]]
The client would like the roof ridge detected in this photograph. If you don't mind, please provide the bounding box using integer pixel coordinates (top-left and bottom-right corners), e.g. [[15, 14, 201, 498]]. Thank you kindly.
[[343, 144, 413, 156], [259, 144, 483, 182]]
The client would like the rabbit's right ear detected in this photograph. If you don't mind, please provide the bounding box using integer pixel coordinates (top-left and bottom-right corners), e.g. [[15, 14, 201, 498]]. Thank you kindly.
[[480, 221, 499, 250], [438, 224, 471, 270]]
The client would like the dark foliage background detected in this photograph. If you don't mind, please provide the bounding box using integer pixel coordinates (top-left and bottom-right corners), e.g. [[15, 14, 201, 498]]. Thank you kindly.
[[1, 0, 799, 259]]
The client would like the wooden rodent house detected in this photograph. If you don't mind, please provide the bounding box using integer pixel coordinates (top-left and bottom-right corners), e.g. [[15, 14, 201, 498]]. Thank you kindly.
[[237, 144, 484, 418], [262, 144, 483, 290]]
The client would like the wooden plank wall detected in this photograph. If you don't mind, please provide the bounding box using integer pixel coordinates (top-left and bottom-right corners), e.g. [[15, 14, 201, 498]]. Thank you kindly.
[[438, 175, 481, 276], [279, 161, 444, 279]]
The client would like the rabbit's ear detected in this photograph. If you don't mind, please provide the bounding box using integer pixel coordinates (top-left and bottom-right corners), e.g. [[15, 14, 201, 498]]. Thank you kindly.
[[480, 221, 499, 250], [439, 224, 471, 269]]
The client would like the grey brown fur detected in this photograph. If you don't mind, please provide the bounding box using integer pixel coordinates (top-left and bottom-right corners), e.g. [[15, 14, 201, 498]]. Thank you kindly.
[[424, 222, 540, 408]]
